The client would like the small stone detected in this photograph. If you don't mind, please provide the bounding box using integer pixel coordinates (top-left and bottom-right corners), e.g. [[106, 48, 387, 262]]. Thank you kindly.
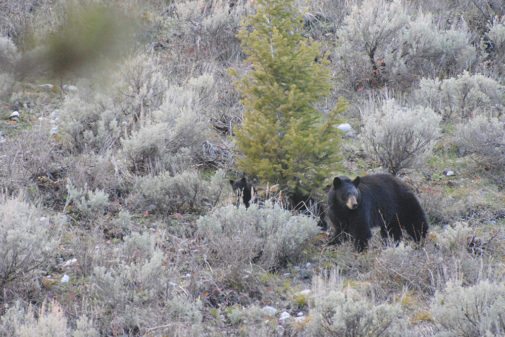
[[297, 289, 311, 297], [63, 84, 78, 92], [40, 84, 55, 89], [9, 111, 20, 119], [262, 306, 277, 316], [62, 258, 78, 268], [279, 311, 291, 321], [337, 123, 353, 132], [297, 312, 304, 317], [61, 274, 70, 283], [446, 170, 455, 176], [51, 109, 60, 120]]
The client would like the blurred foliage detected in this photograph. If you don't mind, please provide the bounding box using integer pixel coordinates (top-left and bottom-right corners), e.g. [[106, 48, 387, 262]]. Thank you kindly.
[[44, 3, 136, 77]]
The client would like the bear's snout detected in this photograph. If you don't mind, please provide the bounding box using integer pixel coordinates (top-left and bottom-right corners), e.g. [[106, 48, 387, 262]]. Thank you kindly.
[[346, 196, 358, 210]]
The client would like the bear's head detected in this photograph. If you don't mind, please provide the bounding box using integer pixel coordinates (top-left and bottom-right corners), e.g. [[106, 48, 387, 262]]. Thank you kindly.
[[230, 177, 248, 193], [328, 176, 361, 210], [229, 177, 253, 208]]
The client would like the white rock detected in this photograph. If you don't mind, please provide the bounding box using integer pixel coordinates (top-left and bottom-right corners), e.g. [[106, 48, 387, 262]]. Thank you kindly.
[[297, 289, 311, 297], [262, 306, 277, 316], [446, 170, 455, 176], [279, 311, 291, 321], [63, 84, 78, 92], [40, 84, 55, 89], [297, 312, 304, 317], [51, 109, 60, 120], [337, 123, 353, 133], [62, 258, 78, 267], [61, 274, 70, 283], [9, 111, 20, 118]]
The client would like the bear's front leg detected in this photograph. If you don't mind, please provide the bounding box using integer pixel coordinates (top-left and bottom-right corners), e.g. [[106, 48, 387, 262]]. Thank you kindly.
[[351, 215, 372, 252]]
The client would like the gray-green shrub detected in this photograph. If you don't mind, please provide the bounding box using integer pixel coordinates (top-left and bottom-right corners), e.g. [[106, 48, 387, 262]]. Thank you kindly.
[[114, 53, 168, 132], [0, 196, 60, 303], [0, 36, 18, 100], [196, 203, 319, 270], [65, 152, 129, 197], [58, 89, 123, 154], [65, 179, 110, 220], [335, 0, 408, 90], [453, 115, 505, 171], [88, 232, 203, 336], [0, 35, 19, 70], [386, 13, 476, 87], [414, 72, 505, 119], [431, 280, 505, 337], [373, 223, 487, 297], [482, 17, 505, 77], [306, 270, 411, 337], [166, 0, 251, 63], [0, 126, 65, 196], [120, 79, 212, 174], [1, 300, 98, 337], [360, 99, 441, 174], [335, 0, 476, 91], [132, 169, 228, 214]]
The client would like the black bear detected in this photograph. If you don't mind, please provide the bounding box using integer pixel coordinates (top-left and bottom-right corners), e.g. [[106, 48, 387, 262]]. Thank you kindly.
[[229, 177, 256, 208], [327, 174, 428, 251]]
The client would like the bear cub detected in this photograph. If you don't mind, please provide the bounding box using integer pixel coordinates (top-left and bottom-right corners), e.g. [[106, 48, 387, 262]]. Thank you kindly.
[[229, 177, 256, 208], [327, 174, 428, 251]]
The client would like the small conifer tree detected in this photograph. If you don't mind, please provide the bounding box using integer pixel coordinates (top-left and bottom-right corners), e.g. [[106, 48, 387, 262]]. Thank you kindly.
[[230, 0, 346, 196]]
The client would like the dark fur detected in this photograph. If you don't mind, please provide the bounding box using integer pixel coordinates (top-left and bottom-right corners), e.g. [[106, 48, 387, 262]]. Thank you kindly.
[[290, 187, 328, 229], [327, 174, 428, 251], [229, 177, 255, 208]]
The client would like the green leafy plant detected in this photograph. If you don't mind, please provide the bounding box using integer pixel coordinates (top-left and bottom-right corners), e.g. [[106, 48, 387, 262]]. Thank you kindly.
[[230, 0, 346, 196]]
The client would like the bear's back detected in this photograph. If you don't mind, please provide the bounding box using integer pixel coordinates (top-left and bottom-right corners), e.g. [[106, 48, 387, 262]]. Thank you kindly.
[[359, 174, 412, 197], [358, 174, 414, 215]]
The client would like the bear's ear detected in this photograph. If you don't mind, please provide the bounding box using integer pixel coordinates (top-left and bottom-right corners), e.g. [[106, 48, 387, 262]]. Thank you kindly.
[[229, 179, 235, 186], [332, 177, 342, 189], [352, 176, 360, 187], [240, 176, 247, 183]]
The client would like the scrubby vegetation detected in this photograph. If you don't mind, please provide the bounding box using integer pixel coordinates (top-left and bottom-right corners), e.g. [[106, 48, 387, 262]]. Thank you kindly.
[[0, 0, 505, 335]]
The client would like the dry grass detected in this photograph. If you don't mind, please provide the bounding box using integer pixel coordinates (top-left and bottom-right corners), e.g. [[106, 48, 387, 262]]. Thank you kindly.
[[0, 0, 505, 336]]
